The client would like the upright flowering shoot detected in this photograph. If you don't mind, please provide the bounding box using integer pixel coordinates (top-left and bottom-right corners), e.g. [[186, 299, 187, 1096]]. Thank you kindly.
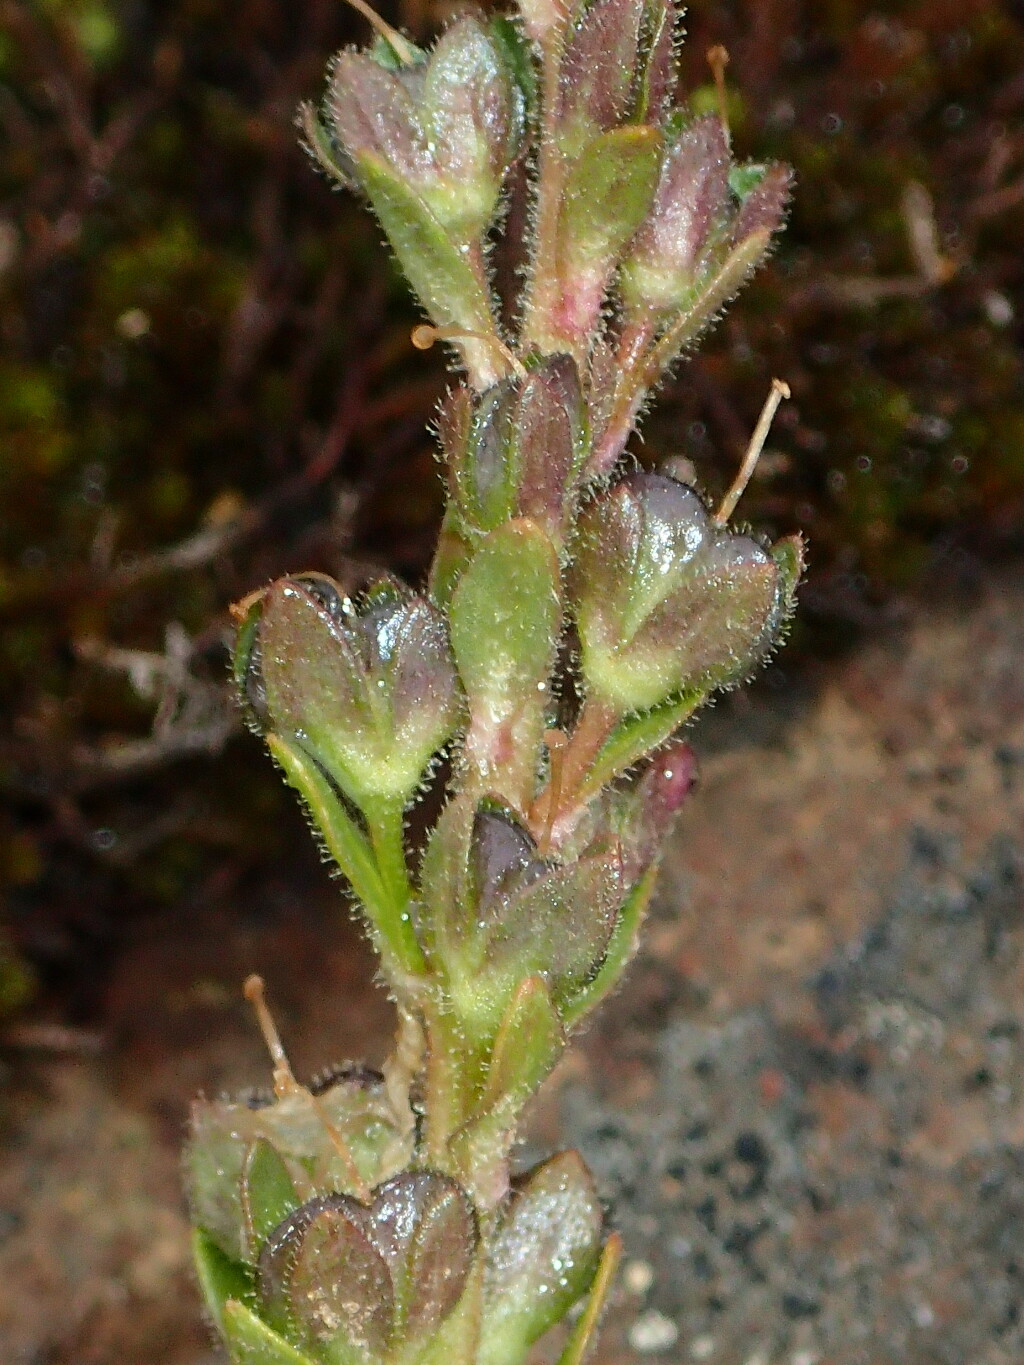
[[187, 1, 800, 1362]]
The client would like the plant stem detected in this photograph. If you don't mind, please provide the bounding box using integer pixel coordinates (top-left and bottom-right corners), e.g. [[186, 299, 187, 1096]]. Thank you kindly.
[[555, 1233, 623, 1365], [456, 240, 513, 390], [422, 995, 472, 1164], [587, 316, 657, 477], [367, 799, 425, 975], [541, 696, 618, 841], [521, 35, 569, 354]]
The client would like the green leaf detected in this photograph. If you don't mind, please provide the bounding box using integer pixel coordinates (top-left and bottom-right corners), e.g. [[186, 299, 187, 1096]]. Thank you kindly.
[[452, 380, 523, 535], [772, 534, 805, 603], [448, 977, 565, 1205], [416, 793, 475, 969], [478, 1152, 604, 1365], [298, 101, 354, 188], [223, 1298, 318, 1365], [356, 151, 499, 343], [489, 16, 537, 125], [187, 1114, 248, 1262], [232, 593, 265, 700], [241, 1139, 300, 1257], [579, 690, 700, 797], [481, 975, 564, 1111], [449, 518, 562, 806], [554, 1234, 622, 1365], [266, 734, 384, 914], [267, 733, 425, 975], [429, 506, 476, 609], [728, 161, 769, 201], [368, 32, 426, 70], [192, 1227, 255, 1336], [559, 126, 662, 272], [560, 862, 658, 1027]]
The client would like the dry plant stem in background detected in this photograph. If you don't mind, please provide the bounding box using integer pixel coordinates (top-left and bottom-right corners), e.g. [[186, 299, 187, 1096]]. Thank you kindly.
[[185, 1, 802, 1362]]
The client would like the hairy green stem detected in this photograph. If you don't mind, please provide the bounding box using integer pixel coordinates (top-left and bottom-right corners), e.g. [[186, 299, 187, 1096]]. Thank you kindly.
[[521, 32, 570, 354], [367, 799, 425, 975]]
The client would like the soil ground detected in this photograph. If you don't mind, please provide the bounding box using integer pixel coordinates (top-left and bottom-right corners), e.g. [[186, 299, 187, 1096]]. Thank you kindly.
[[2, 558, 1023, 1365]]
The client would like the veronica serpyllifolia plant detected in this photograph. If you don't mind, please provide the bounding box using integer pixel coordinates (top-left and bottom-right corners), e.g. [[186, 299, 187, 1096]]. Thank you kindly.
[[186, 2, 801, 1362]]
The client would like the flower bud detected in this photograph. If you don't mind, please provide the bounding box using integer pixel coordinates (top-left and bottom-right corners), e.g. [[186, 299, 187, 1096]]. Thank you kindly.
[[421, 800, 623, 1039], [470, 803, 551, 906], [572, 473, 802, 715], [301, 18, 527, 372], [323, 17, 525, 242], [522, 0, 684, 351], [188, 1068, 413, 1267], [556, 0, 646, 157], [619, 114, 731, 311], [259, 1174, 477, 1357], [617, 738, 698, 881], [620, 117, 791, 317], [443, 356, 584, 543], [242, 574, 463, 811], [553, 0, 679, 149], [198, 1172, 478, 1365], [267, 1194, 394, 1357]]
